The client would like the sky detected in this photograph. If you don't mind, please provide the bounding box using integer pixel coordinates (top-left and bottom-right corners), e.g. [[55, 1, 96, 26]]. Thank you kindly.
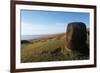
[[21, 10, 90, 35]]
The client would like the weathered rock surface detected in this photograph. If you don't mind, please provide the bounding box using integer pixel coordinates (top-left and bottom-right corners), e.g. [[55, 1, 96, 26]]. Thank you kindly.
[[65, 22, 89, 56]]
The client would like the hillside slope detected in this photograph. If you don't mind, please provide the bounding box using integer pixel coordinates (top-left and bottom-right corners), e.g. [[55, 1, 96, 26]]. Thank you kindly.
[[21, 33, 89, 63]]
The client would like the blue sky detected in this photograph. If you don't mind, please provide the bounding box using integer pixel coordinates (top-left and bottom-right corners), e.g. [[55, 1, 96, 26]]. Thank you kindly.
[[21, 10, 90, 35]]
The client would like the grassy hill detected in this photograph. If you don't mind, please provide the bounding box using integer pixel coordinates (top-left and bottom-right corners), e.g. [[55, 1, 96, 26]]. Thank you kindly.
[[21, 33, 89, 63]]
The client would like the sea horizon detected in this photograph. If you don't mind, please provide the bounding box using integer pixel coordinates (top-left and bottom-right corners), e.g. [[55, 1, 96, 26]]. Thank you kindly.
[[21, 33, 65, 40]]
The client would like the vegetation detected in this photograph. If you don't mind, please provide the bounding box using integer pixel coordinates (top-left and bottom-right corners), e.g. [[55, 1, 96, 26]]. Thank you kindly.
[[21, 33, 89, 63]]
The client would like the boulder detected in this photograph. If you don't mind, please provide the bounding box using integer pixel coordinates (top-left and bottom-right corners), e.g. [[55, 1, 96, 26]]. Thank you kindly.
[[65, 22, 89, 56]]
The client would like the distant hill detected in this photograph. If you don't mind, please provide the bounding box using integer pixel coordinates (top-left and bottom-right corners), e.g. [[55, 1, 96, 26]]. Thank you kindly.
[[21, 40, 30, 44]]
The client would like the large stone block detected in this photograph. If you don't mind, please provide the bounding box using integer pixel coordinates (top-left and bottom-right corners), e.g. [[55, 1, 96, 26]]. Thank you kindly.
[[65, 22, 89, 56]]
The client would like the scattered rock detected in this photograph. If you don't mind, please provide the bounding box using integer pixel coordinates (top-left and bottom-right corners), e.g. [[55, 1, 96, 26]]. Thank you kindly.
[[50, 48, 62, 56]]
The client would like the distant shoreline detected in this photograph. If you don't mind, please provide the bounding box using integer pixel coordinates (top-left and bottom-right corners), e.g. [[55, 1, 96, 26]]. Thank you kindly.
[[21, 33, 65, 40]]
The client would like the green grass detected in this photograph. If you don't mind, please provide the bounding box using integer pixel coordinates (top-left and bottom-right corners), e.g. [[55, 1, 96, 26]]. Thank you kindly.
[[21, 33, 89, 63]]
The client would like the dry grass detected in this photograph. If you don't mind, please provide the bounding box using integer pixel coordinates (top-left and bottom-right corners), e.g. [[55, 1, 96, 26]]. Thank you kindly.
[[21, 33, 89, 63]]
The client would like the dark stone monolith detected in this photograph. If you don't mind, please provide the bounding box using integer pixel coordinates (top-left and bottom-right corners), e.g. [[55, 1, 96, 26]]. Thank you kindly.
[[65, 22, 89, 56]]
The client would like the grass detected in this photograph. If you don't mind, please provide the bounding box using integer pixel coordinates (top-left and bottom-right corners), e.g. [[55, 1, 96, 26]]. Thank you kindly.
[[21, 33, 89, 63]]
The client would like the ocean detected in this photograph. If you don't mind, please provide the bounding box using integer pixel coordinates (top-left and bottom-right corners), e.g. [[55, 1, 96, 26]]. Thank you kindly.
[[21, 35, 53, 40]]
